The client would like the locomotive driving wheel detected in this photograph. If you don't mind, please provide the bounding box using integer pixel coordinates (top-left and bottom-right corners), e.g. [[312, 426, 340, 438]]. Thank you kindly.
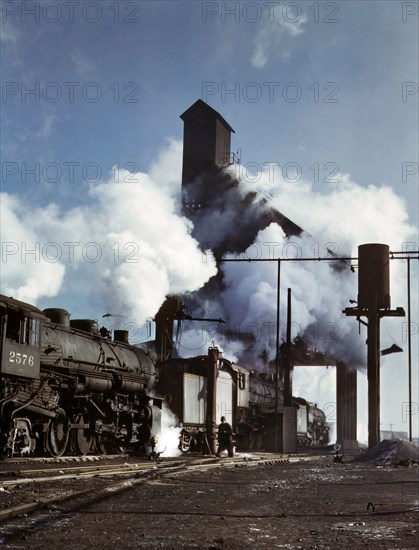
[[74, 413, 93, 456], [180, 431, 191, 452], [45, 408, 69, 457], [95, 432, 113, 455], [114, 412, 133, 453], [96, 413, 134, 454]]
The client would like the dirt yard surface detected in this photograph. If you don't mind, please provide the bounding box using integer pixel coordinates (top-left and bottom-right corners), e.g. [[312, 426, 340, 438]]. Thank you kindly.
[[0, 455, 418, 549]]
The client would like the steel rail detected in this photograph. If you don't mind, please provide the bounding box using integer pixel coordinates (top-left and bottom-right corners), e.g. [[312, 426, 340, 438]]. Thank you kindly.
[[0, 455, 291, 523]]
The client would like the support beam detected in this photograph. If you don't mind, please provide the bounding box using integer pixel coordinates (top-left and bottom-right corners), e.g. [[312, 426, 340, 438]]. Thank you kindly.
[[336, 362, 358, 449], [367, 310, 380, 448]]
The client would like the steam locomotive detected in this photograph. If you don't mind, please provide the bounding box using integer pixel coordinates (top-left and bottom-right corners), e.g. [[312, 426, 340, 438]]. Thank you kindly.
[[155, 349, 330, 453], [294, 396, 330, 448], [0, 294, 329, 458], [0, 294, 162, 457]]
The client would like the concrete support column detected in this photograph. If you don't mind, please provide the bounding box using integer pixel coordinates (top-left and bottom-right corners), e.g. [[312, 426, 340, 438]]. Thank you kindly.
[[367, 312, 380, 448], [336, 362, 358, 449]]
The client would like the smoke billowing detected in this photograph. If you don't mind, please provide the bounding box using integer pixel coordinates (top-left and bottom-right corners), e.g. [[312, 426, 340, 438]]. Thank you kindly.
[[1, 140, 415, 374], [178, 162, 415, 371], [0, 139, 217, 322]]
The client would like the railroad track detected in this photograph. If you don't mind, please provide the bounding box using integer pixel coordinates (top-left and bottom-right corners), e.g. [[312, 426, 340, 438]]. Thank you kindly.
[[0, 454, 291, 523]]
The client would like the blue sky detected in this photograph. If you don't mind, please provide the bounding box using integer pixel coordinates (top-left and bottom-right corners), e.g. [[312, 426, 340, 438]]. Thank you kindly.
[[1, 1, 418, 439], [2, 1, 418, 215]]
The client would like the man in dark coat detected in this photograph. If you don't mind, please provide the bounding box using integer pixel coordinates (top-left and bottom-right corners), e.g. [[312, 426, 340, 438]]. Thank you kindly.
[[216, 416, 234, 457]]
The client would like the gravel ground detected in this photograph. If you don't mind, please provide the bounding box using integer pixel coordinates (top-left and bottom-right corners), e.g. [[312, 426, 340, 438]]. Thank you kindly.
[[0, 456, 418, 550]]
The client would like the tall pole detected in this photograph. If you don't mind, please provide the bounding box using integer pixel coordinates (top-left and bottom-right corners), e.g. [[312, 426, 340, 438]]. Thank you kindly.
[[407, 257, 412, 442], [206, 347, 219, 454], [274, 259, 281, 452], [367, 302, 380, 448], [284, 288, 292, 407]]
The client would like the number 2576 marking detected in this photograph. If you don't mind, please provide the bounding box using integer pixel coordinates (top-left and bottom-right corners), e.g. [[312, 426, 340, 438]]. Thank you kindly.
[[9, 351, 34, 366]]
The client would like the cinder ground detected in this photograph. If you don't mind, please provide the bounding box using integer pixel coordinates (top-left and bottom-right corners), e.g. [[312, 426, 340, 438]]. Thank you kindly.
[[1, 456, 418, 549]]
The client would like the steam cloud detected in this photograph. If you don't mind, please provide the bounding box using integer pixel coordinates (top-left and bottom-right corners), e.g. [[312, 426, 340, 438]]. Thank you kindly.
[[0, 139, 217, 322], [178, 163, 416, 372], [1, 141, 415, 371], [177, 161, 417, 442], [156, 404, 182, 458], [1, 137, 417, 439]]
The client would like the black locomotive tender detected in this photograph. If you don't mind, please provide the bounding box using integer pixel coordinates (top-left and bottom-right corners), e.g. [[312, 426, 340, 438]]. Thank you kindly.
[[0, 294, 329, 457]]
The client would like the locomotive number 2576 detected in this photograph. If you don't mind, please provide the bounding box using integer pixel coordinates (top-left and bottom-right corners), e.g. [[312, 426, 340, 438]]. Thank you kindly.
[[9, 351, 34, 366]]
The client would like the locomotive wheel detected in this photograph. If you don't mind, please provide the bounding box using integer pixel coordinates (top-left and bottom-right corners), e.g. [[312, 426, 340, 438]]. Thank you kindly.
[[96, 435, 126, 455], [95, 433, 112, 455], [45, 408, 69, 458], [115, 413, 133, 453], [180, 440, 190, 452], [136, 423, 151, 447], [180, 432, 191, 452], [140, 405, 153, 422], [74, 414, 93, 456]]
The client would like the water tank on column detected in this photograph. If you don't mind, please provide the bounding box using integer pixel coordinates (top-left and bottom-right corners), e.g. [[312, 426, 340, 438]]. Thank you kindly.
[[358, 243, 390, 309]]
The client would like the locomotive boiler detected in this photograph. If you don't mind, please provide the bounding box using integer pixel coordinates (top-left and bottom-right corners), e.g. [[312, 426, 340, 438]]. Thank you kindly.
[[0, 294, 162, 457]]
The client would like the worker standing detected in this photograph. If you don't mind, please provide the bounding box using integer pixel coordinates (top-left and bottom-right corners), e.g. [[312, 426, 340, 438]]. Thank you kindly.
[[216, 416, 234, 457]]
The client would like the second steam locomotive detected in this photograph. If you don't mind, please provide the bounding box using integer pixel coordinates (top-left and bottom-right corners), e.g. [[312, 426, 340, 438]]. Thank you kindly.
[[155, 350, 329, 454]]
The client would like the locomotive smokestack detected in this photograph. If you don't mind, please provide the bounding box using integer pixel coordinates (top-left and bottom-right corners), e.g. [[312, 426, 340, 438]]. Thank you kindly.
[[70, 319, 99, 335], [42, 308, 70, 327], [114, 330, 129, 344]]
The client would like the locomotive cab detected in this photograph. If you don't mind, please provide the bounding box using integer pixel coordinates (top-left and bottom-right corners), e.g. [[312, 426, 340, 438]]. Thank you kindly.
[[0, 297, 43, 379]]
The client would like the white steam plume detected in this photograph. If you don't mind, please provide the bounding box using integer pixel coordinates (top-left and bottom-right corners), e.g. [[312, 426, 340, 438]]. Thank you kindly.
[[156, 404, 182, 458], [179, 165, 416, 371], [0, 139, 217, 322], [0, 193, 65, 302]]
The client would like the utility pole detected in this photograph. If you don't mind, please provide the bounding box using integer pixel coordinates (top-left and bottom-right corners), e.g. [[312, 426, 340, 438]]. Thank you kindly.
[[283, 288, 293, 407], [274, 260, 281, 452]]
